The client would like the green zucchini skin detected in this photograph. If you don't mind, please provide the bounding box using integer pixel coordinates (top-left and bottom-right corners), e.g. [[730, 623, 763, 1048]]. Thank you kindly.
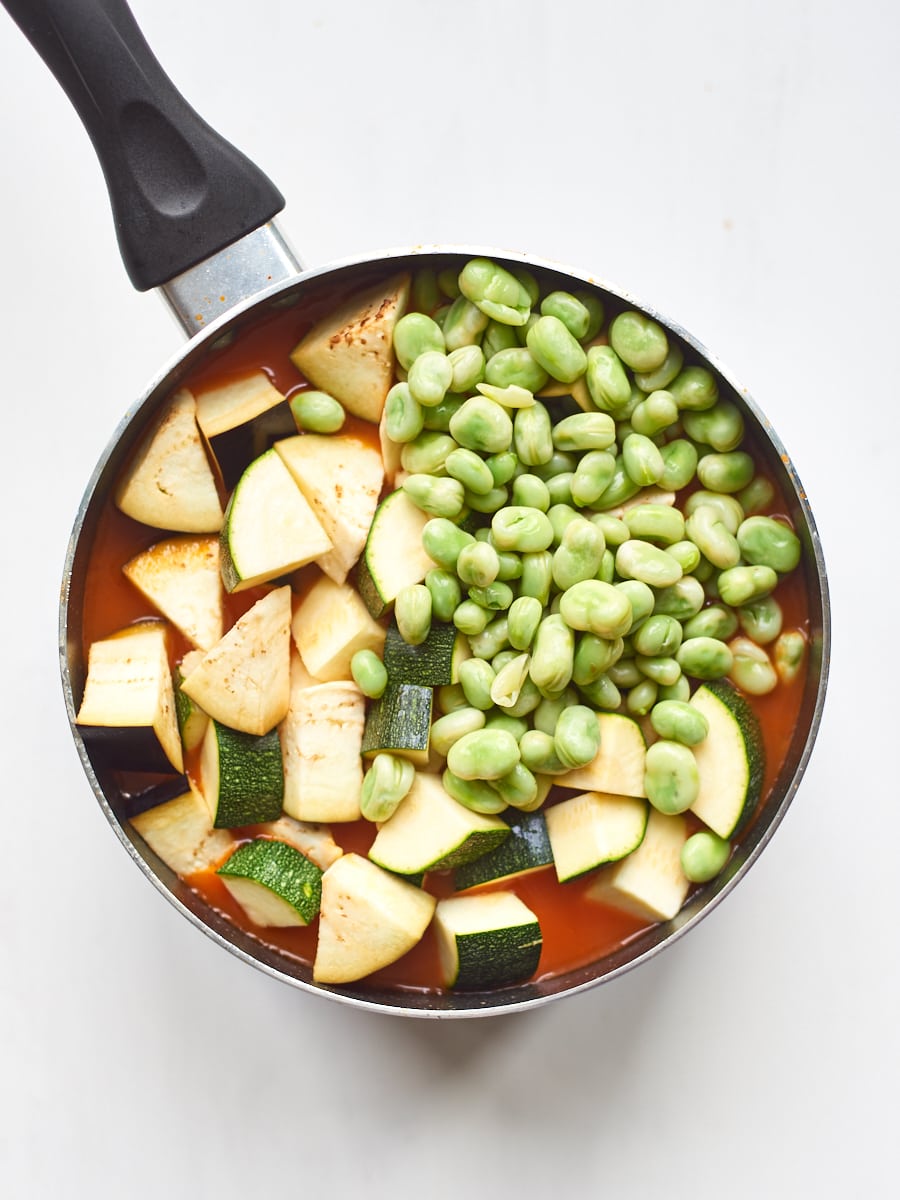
[[205, 722, 284, 828], [361, 683, 433, 763], [690, 679, 765, 839], [382, 619, 466, 688], [218, 838, 322, 924], [453, 811, 553, 891]]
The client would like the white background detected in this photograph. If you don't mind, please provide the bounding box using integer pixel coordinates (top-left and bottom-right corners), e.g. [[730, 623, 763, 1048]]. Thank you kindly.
[[1, 1, 896, 1195]]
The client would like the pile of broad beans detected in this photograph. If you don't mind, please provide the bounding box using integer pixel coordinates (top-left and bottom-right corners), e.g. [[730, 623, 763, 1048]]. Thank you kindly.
[[352, 257, 807, 876]]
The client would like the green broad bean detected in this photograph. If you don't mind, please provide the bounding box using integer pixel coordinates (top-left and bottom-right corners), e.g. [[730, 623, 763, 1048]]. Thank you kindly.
[[484, 346, 549, 392], [458, 656, 497, 709], [450, 395, 513, 453], [532, 450, 578, 481], [453, 599, 490, 636], [422, 518, 475, 570], [683, 490, 743, 532], [407, 350, 453, 408], [630, 390, 679, 438], [491, 505, 555, 552], [430, 707, 487, 757], [590, 513, 629, 546], [402, 473, 466, 519], [682, 400, 744, 452], [574, 290, 605, 341], [446, 727, 521, 781], [667, 540, 702, 573], [519, 729, 568, 775], [360, 754, 416, 823], [577, 672, 623, 710], [290, 389, 345, 434], [774, 629, 807, 684], [529, 614, 575, 696], [512, 266, 541, 307], [395, 584, 432, 646], [633, 654, 680, 687], [511, 473, 551, 511], [437, 268, 461, 299], [553, 704, 602, 769], [484, 713, 530, 739], [502, 676, 543, 718], [477, 382, 536, 410], [393, 311, 445, 370], [633, 614, 683, 657], [545, 471, 575, 506], [432, 303, 452, 328], [456, 541, 500, 588], [496, 551, 523, 581], [468, 581, 515, 611], [514, 402, 555, 465], [552, 517, 606, 590], [468, 616, 510, 660], [644, 740, 700, 814], [586, 345, 632, 414], [572, 633, 623, 685], [425, 568, 462, 623], [738, 476, 776, 516], [465, 485, 509, 514], [559, 579, 634, 638], [692, 556, 715, 584], [717, 564, 778, 607], [669, 366, 719, 411], [650, 699, 709, 747], [633, 341, 684, 392], [493, 763, 541, 811], [676, 636, 733, 680], [485, 450, 519, 486], [658, 676, 692, 703], [448, 344, 486, 393], [526, 314, 588, 383], [531, 688, 577, 735], [659, 439, 699, 491], [598, 548, 616, 583], [411, 268, 440, 314], [490, 653, 531, 709], [547, 503, 579, 549], [696, 451, 755, 494], [445, 447, 495, 496], [571, 450, 617, 507], [616, 539, 684, 588], [682, 604, 739, 641], [442, 769, 507, 814], [491, 649, 520, 673], [737, 516, 802, 573], [653, 575, 706, 620], [728, 636, 778, 695], [681, 831, 731, 882], [738, 595, 783, 645], [442, 295, 491, 349], [400, 430, 456, 475], [437, 684, 468, 713], [685, 504, 741, 569], [593, 457, 642, 510], [458, 257, 532, 326], [615, 579, 656, 627], [384, 381, 425, 443], [519, 550, 554, 605], [607, 657, 642, 688], [552, 411, 617, 452], [422, 394, 465, 432], [350, 649, 388, 698], [508, 595, 544, 650], [482, 319, 520, 358], [540, 291, 591, 340], [627, 678, 659, 716], [609, 311, 669, 373], [624, 502, 685, 546]]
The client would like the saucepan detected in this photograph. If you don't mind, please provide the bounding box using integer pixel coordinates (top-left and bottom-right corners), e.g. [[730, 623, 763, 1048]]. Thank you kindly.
[[4, 0, 830, 1016]]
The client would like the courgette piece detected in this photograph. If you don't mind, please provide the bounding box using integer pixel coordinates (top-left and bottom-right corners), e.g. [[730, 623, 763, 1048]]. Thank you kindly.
[[356, 490, 436, 618], [586, 808, 690, 921], [281, 681, 365, 823], [199, 719, 284, 828], [368, 772, 509, 875], [174, 651, 208, 752], [434, 892, 542, 990], [194, 371, 293, 490], [361, 682, 433, 766], [256, 814, 344, 871], [130, 782, 235, 876], [217, 839, 322, 927], [220, 448, 333, 593], [313, 852, 436, 985], [545, 791, 649, 883], [557, 712, 647, 797], [291, 573, 385, 682], [382, 618, 469, 687], [690, 680, 765, 838], [453, 810, 553, 891], [122, 535, 224, 652]]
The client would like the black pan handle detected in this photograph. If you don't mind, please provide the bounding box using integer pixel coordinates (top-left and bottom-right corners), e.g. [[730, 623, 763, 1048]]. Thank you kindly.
[[2, 0, 285, 290]]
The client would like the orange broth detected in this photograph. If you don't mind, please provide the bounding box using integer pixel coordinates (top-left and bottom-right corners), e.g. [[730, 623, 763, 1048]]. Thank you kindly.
[[79, 296, 811, 997]]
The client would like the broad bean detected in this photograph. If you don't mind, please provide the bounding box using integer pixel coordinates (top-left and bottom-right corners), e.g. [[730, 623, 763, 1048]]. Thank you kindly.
[[447, 728, 521, 781], [512, 473, 551, 511], [449, 395, 513, 453], [508, 595, 544, 650], [652, 575, 706, 620], [696, 451, 755, 494], [540, 291, 591, 339], [616, 539, 684, 588], [484, 346, 549, 392], [393, 311, 445, 369], [519, 729, 569, 775], [554, 704, 602, 769], [458, 657, 497, 710], [400, 430, 456, 475], [577, 673, 623, 710], [456, 541, 501, 588], [630, 390, 679, 438], [774, 629, 807, 684], [717, 564, 778, 607], [552, 411, 617, 452], [737, 516, 802, 573], [676, 636, 733, 680], [627, 678, 659, 716], [682, 604, 738, 641], [493, 762, 542, 811], [571, 450, 617, 506], [737, 595, 783, 645], [644, 740, 700, 814], [430, 707, 487, 757], [360, 754, 416, 822], [291, 389, 345, 433], [681, 831, 731, 882], [634, 342, 684, 392], [514, 401, 555, 465], [559, 579, 634, 638], [624, 502, 685, 546], [442, 295, 491, 349], [384, 381, 425, 443], [443, 769, 507, 814], [458, 258, 532, 326], [527, 314, 588, 383], [519, 550, 554, 604], [685, 504, 741, 569], [422, 518, 475, 570], [659, 439, 699, 491], [468, 616, 510, 660], [633, 614, 683, 657], [445, 446, 495, 496], [529, 614, 576, 696], [395, 584, 432, 646], [572, 633, 624, 685], [669, 365, 719, 411], [350, 649, 388, 699], [490, 653, 532, 709], [586, 344, 632, 413], [682, 400, 744, 451], [408, 350, 453, 408], [552, 517, 606, 589], [491, 506, 555, 552], [727, 636, 778, 695], [649, 699, 709, 746], [609, 310, 669, 372], [448, 344, 486, 393], [402, 473, 466, 518]]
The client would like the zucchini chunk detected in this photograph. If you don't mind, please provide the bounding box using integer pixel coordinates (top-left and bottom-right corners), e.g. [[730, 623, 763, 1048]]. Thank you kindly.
[[453, 810, 554, 891], [289, 273, 411, 424], [122, 535, 224, 652], [76, 620, 184, 775], [356, 490, 437, 618], [313, 853, 436, 985], [130, 782, 236, 876], [557, 712, 647, 797], [690, 680, 765, 838], [434, 892, 542, 990], [383, 619, 469, 687], [181, 586, 292, 736], [217, 838, 322, 927], [368, 772, 509, 875], [114, 388, 224, 532], [280, 680, 365, 823], [361, 682, 433, 766], [174, 650, 209, 752], [195, 371, 294, 490], [220, 449, 332, 593], [275, 433, 384, 584], [200, 719, 284, 828], [545, 791, 649, 883], [255, 814, 343, 871], [586, 808, 691, 921], [291, 573, 386, 682]]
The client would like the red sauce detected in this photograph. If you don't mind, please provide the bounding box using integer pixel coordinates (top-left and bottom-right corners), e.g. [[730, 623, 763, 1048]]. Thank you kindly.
[[78, 286, 812, 997]]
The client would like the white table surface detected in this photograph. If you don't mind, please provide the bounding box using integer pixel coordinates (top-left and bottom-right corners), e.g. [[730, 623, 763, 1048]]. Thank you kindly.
[[1, 1, 895, 1195]]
